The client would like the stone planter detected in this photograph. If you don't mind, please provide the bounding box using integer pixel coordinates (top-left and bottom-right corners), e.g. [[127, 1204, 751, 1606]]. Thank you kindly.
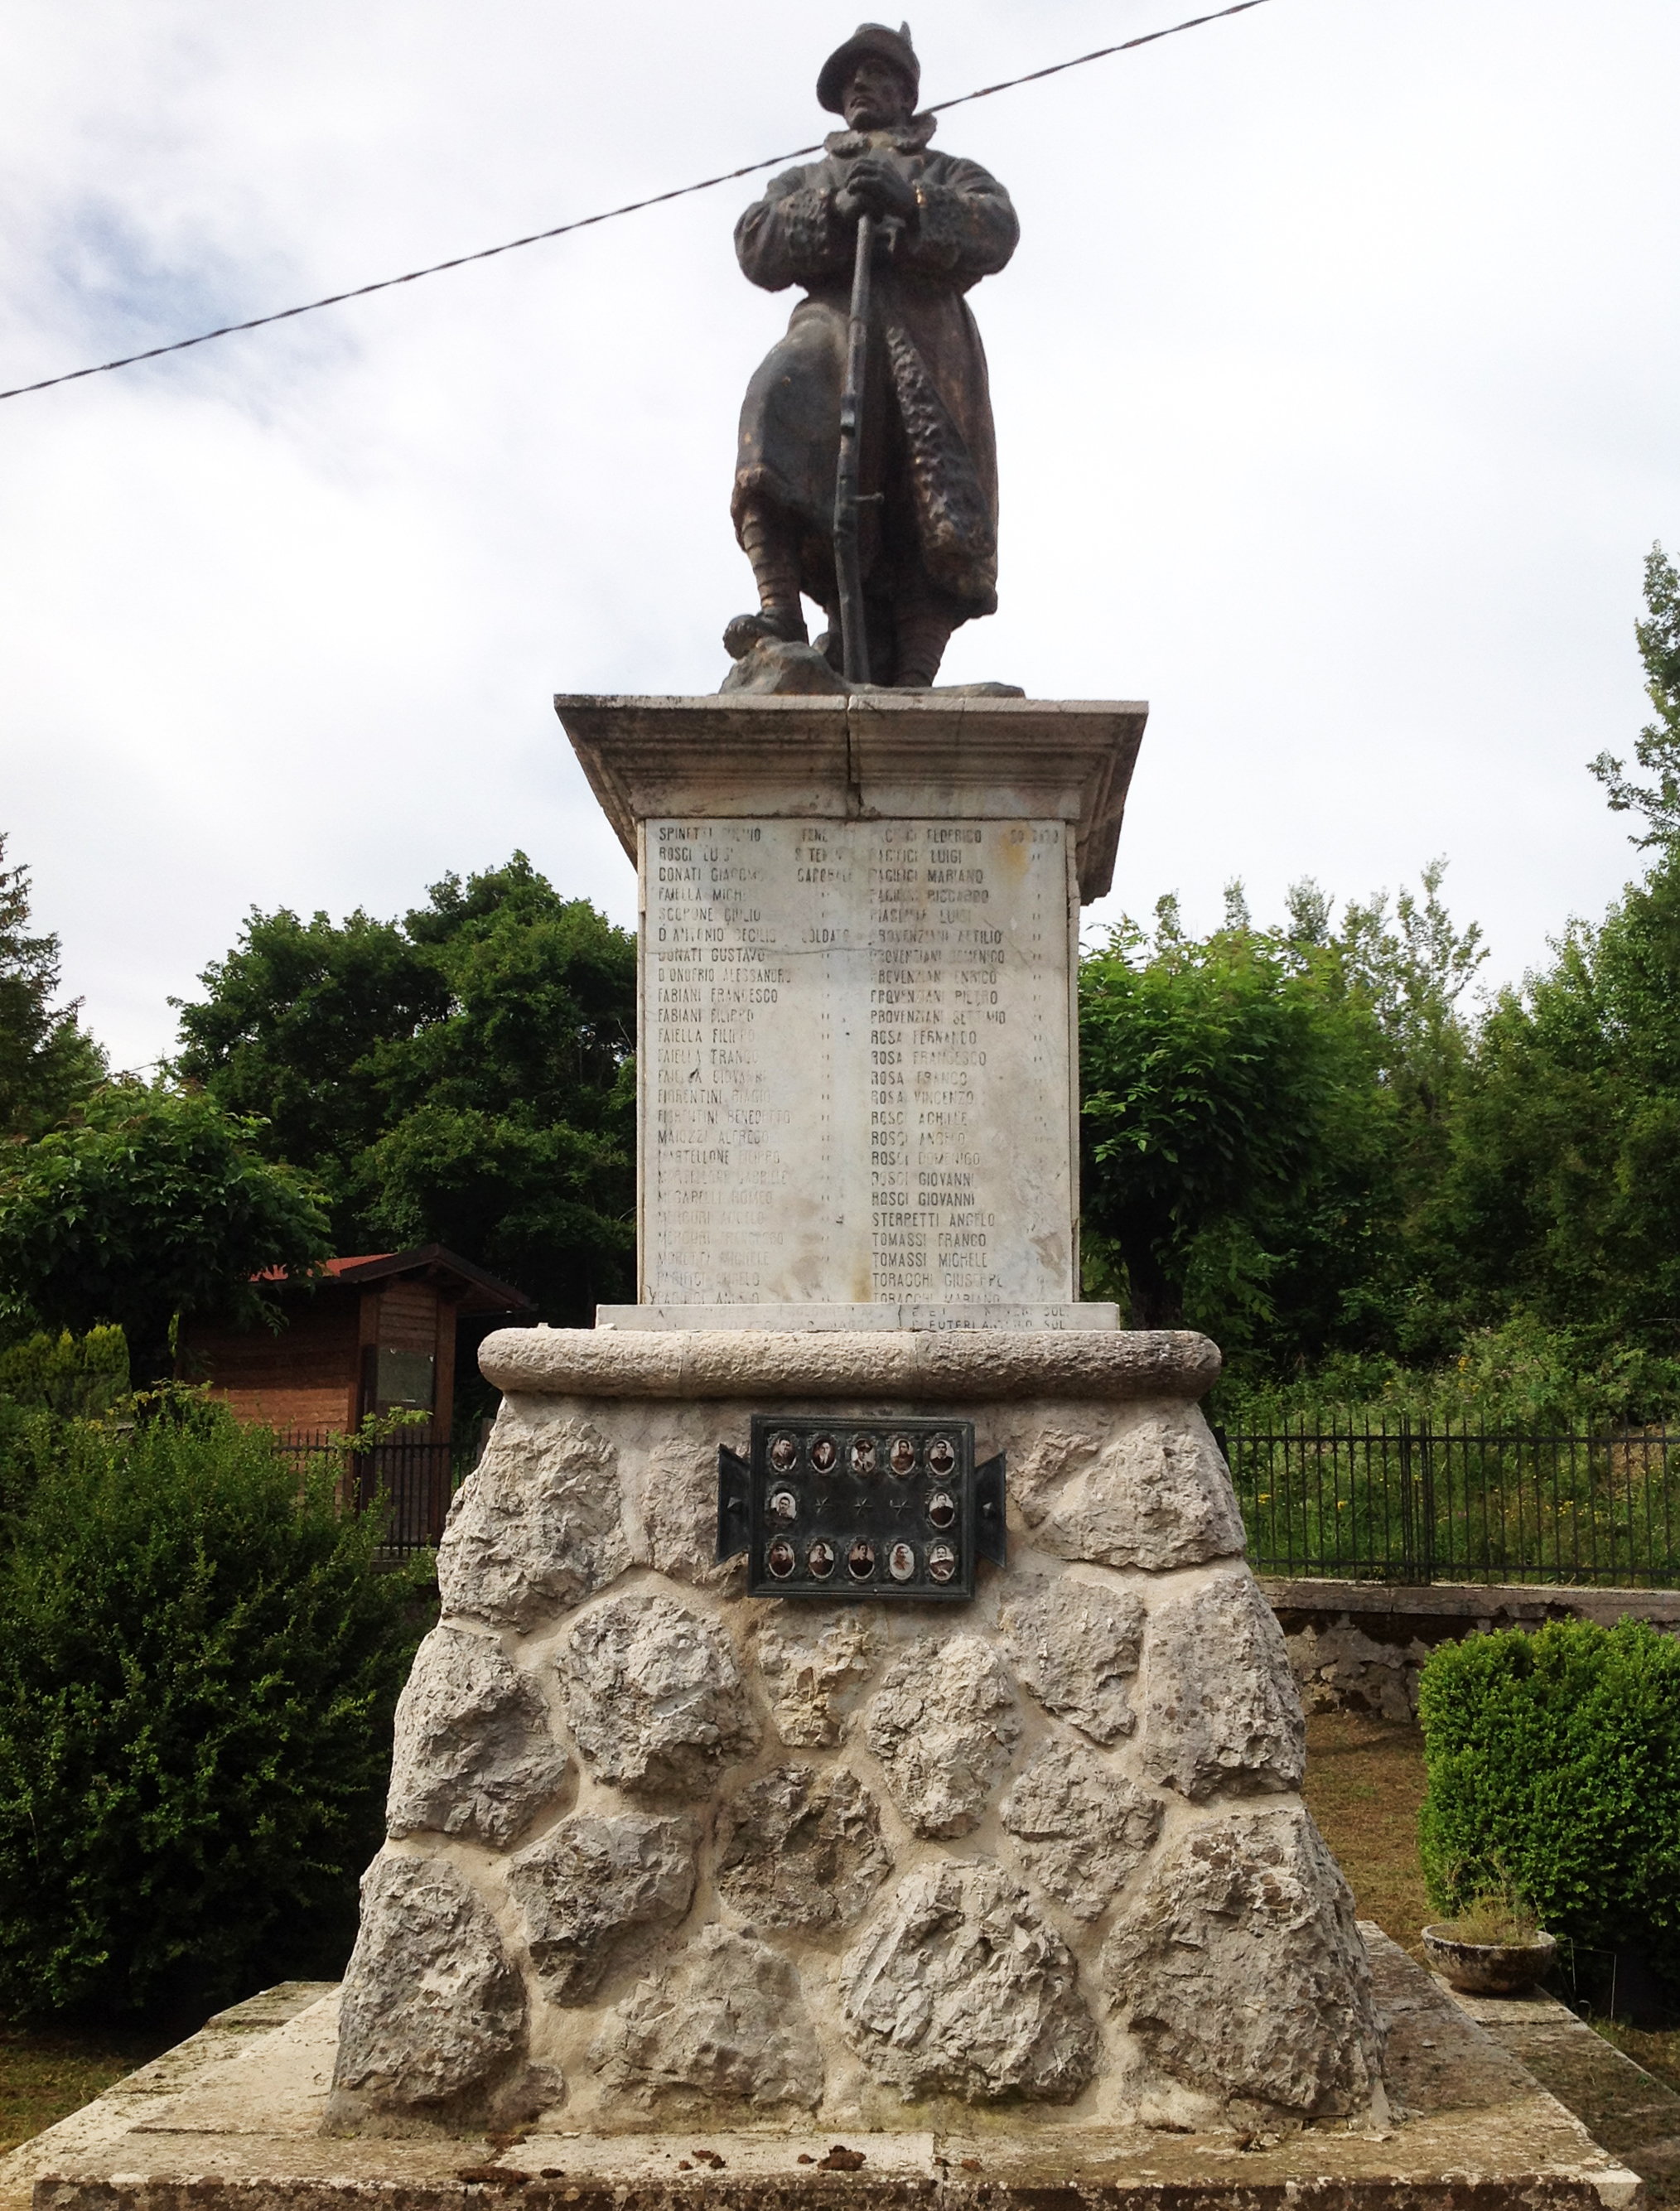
[[1422, 1924, 1557, 1995]]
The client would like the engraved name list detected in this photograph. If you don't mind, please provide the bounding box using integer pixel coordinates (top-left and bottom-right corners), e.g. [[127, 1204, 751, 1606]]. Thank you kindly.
[[640, 815, 1075, 1308]]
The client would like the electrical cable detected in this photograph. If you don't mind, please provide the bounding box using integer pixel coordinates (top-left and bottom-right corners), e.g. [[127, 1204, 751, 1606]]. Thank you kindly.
[[0, 0, 1272, 405]]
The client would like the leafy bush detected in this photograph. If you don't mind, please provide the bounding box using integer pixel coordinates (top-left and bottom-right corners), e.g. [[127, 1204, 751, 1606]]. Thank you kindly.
[[0, 1330, 132, 1532], [0, 1403, 65, 1536], [0, 1327, 129, 1418], [1213, 1311, 1680, 1431], [0, 1398, 430, 2020], [1418, 1620, 1680, 1979]]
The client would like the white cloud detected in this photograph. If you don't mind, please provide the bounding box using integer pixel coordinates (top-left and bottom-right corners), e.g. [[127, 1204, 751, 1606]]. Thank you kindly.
[[2, 0, 1676, 1069]]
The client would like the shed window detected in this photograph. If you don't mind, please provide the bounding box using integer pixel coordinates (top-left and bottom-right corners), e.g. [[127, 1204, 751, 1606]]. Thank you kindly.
[[374, 1348, 435, 1412]]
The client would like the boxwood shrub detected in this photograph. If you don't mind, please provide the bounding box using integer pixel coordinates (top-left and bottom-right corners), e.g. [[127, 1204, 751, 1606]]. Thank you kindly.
[[0, 1398, 430, 2020], [1417, 1617, 1680, 1978]]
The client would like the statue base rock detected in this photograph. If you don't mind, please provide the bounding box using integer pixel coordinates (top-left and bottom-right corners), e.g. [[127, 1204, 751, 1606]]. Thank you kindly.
[[322, 1325, 1393, 2138]]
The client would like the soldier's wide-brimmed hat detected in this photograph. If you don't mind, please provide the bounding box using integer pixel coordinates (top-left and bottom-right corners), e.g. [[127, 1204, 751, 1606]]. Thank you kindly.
[[817, 22, 920, 115]]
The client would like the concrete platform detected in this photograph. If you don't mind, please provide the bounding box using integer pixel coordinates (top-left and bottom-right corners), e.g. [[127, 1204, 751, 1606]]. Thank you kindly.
[[1, 1934, 1642, 2211], [1437, 1976, 1680, 2194], [0, 1983, 338, 2211]]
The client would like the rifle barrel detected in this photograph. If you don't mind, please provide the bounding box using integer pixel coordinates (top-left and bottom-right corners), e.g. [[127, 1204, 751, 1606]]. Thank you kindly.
[[833, 212, 875, 687]]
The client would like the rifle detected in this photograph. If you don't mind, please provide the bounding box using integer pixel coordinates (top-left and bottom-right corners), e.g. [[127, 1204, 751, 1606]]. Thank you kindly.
[[832, 210, 876, 686]]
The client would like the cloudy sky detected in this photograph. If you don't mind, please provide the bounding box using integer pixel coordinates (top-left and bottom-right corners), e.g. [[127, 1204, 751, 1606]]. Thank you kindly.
[[4, 0, 1678, 1074]]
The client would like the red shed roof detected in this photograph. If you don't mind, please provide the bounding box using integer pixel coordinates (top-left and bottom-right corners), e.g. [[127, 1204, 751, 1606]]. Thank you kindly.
[[263, 1244, 533, 1315]]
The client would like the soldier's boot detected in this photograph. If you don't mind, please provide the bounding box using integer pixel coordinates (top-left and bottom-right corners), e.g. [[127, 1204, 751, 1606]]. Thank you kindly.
[[892, 594, 958, 688], [813, 596, 891, 681], [724, 505, 809, 659]]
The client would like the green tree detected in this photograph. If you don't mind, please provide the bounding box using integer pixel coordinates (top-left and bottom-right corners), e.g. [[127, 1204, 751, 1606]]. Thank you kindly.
[[173, 855, 635, 1326], [1333, 860, 1485, 1173], [1079, 862, 1485, 1380], [170, 905, 444, 1199], [0, 1083, 331, 1386], [1359, 550, 1680, 1388], [0, 1398, 427, 2019], [1591, 543, 1680, 847], [1081, 550, 1680, 1412], [1206, 549, 1680, 1422], [0, 834, 105, 1142], [1079, 890, 1400, 1359], [1419, 852, 1680, 1351]]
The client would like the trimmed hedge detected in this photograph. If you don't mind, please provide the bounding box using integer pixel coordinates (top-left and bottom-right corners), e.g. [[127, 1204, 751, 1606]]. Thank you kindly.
[[1417, 1618, 1680, 1978], [0, 1399, 430, 2020]]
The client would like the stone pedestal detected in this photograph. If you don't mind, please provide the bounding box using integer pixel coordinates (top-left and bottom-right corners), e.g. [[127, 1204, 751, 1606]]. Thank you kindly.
[[326, 1328, 1395, 2138], [557, 693, 1143, 1324], [324, 697, 1394, 2152]]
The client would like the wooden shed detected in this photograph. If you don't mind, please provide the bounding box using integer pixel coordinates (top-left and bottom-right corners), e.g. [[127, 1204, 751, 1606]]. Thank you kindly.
[[176, 1244, 533, 1441]]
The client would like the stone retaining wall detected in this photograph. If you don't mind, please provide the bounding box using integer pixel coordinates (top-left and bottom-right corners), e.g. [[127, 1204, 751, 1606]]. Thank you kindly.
[[1263, 1579, 1680, 1722]]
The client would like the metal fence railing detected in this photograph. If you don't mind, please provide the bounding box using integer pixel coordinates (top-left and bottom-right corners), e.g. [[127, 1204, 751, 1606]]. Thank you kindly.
[[1217, 1419, 1680, 1588], [277, 1431, 483, 1554]]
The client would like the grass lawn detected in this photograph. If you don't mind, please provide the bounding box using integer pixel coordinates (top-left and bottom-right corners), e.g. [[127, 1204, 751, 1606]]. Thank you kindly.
[[1301, 1708, 1432, 1952], [1593, 2019, 1680, 2099], [0, 2022, 171, 2155]]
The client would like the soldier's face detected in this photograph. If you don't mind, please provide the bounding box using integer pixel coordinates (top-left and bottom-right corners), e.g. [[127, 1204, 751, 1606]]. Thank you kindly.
[[843, 58, 914, 130]]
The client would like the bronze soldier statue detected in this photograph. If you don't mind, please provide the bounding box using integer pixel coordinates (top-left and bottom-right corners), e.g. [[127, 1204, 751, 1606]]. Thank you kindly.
[[725, 23, 1018, 688]]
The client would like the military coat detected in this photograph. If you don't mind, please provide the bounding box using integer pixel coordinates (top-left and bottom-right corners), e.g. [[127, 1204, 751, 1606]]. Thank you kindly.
[[732, 116, 1018, 616]]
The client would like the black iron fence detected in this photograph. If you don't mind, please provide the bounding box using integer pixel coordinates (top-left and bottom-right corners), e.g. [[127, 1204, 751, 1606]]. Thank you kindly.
[[1218, 1419, 1680, 1588], [278, 1415, 1680, 1585], [278, 1431, 482, 1553]]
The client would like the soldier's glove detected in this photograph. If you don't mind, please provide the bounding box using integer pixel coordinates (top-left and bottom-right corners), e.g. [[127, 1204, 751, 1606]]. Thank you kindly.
[[835, 156, 918, 225]]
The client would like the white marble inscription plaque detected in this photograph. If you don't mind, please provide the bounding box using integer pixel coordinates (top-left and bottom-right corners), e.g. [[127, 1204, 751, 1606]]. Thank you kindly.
[[640, 817, 1075, 1308]]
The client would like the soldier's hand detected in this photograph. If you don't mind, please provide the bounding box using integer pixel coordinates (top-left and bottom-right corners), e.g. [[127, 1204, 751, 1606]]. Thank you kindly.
[[835, 156, 916, 224]]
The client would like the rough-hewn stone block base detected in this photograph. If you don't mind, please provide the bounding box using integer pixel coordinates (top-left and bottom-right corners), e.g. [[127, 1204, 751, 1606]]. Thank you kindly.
[[9, 1938, 1639, 2211], [339, 1332, 1379, 2135]]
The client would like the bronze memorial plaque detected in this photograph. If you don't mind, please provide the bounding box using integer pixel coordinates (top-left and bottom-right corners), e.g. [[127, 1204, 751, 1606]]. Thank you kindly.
[[717, 1415, 1005, 1600]]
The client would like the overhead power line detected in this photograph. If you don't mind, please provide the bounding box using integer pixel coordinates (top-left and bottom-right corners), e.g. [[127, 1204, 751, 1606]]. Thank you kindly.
[[0, 0, 1272, 406]]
